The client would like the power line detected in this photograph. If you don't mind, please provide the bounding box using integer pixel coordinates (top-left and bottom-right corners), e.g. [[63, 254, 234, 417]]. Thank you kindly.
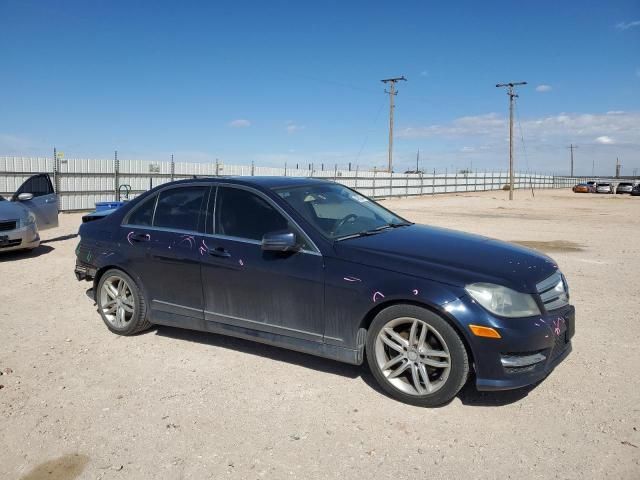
[[513, 97, 534, 197], [381, 76, 407, 173], [496, 81, 527, 200], [513, 97, 530, 172], [355, 98, 387, 165]]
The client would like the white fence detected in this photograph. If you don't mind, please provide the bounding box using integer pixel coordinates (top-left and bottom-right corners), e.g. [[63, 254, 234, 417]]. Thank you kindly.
[[1, 156, 585, 211]]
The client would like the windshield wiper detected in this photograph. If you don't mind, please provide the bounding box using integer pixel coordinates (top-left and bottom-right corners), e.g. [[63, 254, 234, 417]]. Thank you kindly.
[[372, 221, 413, 231], [335, 229, 387, 241], [335, 222, 412, 241]]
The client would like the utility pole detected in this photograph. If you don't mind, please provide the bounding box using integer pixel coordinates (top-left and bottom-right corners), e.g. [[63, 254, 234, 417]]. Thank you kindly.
[[381, 76, 407, 173], [416, 149, 420, 173], [496, 81, 527, 200], [615, 157, 621, 178], [566, 144, 578, 176]]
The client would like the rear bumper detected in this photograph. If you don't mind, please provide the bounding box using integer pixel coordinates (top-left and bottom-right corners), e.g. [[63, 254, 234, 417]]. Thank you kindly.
[[0, 224, 40, 252], [75, 262, 97, 281]]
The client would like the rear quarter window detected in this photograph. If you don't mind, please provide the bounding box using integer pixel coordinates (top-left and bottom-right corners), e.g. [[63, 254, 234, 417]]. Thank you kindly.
[[125, 195, 157, 226]]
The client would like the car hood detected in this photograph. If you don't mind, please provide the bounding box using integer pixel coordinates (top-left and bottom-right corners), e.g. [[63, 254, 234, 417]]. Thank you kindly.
[[333, 224, 558, 293], [0, 200, 30, 221]]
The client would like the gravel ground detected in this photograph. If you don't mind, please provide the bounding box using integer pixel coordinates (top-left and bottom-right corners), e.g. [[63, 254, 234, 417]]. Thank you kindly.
[[1, 188, 639, 480]]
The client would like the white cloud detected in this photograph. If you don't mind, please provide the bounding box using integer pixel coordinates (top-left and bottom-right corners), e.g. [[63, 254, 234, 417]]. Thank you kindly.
[[420, 70, 429, 77], [229, 119, 251, 128], [595, 135, 614, 144], [395, 111, 640, 173], [398, 111, 640, 146], [535, 84, 552, 93], [0, 133, 39, 155], [615, 20, 640, 30], [285, 121, 305, 134]]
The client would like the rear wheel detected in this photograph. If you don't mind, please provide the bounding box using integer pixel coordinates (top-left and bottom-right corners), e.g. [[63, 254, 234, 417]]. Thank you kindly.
[[366, 304, 469, 407], [96, 269, 151, 335]]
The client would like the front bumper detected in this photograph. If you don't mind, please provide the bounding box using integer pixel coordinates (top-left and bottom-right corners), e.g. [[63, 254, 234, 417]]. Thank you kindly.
[[0, 224, 40, 252], [446, 297, 575, 391]]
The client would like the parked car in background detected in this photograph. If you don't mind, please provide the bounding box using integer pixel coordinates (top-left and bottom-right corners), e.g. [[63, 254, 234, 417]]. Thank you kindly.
[[585, 181, 597, 192], [572, 183, 591, 193], [631, 184, 640, 196], [595, 183, 613, 194], [616, 182, 635, 194], [75, 177, 574, 407], [0, 174, 58, 252]]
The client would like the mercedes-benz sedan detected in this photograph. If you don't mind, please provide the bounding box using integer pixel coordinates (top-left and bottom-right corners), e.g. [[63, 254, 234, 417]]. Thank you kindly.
[[75, 177, 575, 406]]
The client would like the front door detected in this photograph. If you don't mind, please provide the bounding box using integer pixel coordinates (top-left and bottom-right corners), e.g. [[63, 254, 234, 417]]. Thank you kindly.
[[200, 186, 325, 342], [13, 174, 58, 229]]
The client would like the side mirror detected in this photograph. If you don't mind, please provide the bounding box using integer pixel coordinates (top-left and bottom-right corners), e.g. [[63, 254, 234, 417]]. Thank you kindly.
[[17, 193, 34, 201], [261, 231, 299, 252]]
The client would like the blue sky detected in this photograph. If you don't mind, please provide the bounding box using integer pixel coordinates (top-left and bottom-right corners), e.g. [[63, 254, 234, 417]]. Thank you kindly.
[[1, 0, 639, 175]]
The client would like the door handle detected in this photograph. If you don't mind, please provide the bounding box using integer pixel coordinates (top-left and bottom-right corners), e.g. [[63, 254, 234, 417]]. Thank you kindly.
[[208, 246, 231, 258], [130, 233, 151, 243]]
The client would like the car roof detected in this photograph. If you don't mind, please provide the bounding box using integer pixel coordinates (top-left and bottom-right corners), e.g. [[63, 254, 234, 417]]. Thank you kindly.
[[162, 176, 334, 189]]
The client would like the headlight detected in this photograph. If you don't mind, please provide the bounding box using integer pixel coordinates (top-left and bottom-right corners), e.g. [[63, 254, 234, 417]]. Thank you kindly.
[[465, 283, 540, 318], [18, 212, 36, 228]]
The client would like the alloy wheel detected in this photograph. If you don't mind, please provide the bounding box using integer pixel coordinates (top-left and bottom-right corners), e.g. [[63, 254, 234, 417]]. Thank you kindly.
[[99, 275, 136, 329], [374, 317, 451, 396]]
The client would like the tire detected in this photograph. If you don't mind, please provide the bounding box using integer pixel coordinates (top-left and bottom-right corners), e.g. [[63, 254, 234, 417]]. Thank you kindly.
[[366, 304, 469, 407], [96, 268, 151, 335]]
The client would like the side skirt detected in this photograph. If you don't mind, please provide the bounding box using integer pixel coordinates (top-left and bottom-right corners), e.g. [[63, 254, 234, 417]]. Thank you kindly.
[[150, 309, 363, 366]]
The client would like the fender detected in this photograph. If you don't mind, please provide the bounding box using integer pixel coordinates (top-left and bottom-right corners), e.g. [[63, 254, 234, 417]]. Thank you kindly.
[[323, 256, 466, 350]]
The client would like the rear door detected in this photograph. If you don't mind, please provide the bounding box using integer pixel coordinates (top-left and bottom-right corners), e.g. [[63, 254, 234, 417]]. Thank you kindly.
[[13, 174, 58, 229], [141, 184, 210, 321]]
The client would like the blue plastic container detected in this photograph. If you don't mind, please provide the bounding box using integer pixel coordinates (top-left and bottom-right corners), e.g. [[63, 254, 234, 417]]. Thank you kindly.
[[95, 201, 125, 211]]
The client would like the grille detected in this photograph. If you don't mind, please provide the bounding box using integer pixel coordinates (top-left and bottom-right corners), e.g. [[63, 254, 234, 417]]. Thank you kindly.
[[536, 271, 569, 311], [0, 220, 17, 232], [0, 239, 22, 249]]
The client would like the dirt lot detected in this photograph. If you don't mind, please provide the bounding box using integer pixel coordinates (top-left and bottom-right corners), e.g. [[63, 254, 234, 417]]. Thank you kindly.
[[1, 188, 639, 479]]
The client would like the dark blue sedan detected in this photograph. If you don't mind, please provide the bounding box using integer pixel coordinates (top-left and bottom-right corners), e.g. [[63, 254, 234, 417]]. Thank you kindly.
[[75, 177, 574, 406]]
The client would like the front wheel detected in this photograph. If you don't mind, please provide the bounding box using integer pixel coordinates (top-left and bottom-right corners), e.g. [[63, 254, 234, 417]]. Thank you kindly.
[[96, 269, 151, 335], [366, 304, 469, 407]]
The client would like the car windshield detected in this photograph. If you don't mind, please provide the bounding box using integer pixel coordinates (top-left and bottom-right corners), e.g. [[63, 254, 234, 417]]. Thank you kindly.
[[619, 183, 632, 187], [600, 183, 610, 186], [274, 183, 410, 240], [0, 194, 5, 201]]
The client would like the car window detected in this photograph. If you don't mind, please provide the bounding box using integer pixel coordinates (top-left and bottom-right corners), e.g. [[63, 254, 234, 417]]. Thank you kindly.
[[126, 195, 157, 226], [153, 186, 207, 231], [215, 187, 307, 247], [16, 174, 54, 198]]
